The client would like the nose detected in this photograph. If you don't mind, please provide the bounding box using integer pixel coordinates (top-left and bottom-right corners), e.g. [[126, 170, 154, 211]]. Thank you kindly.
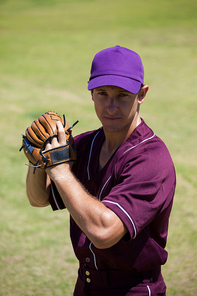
[[106, 97, 118, 114]]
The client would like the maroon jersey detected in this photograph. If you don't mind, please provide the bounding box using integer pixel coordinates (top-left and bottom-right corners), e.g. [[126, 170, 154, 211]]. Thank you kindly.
[[49, 119, 176, 295]]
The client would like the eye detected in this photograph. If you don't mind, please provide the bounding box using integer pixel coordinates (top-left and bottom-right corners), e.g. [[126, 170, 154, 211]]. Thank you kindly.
[[98, 91, 107, 96], [118, 92, 129, 98]]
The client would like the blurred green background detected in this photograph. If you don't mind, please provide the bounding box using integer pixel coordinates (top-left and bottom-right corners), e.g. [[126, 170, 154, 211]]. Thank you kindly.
[[0, 0, 197, 295]]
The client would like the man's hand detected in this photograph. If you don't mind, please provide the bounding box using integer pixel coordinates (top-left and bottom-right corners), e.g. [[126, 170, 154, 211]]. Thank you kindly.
[[45, 121, 74, 179], [45, 121, 67, 149]]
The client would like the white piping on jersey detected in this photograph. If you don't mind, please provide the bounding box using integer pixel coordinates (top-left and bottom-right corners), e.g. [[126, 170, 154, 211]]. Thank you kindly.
[[147, 285, 151, 296], [99, 176, 112, 201], [87, 131, 101, 180], [123, 133, 155, 155], [87, 132, 155, 180], [51, 183, 60, 210], [89, 242, 98, 270], [87, 132, 155, 239], [103, 200, 137, 239]]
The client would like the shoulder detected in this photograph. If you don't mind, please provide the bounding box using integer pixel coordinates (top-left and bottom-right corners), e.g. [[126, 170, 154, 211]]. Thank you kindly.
[[115, 119, 175, 179], [123, 119, 171, 158]]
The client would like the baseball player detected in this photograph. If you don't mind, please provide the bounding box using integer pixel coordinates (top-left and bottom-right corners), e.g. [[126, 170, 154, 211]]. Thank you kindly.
[[23, 46, 176, 295]]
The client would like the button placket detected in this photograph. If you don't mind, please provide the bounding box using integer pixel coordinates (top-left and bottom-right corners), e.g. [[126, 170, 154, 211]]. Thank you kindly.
[[85, 257, 90, 263], [86, 277, 91, 283], [85, 270, 91, 283]]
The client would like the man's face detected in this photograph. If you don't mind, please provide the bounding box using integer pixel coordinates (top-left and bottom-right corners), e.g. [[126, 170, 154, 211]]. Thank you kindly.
[[92, 85, 144, 134]]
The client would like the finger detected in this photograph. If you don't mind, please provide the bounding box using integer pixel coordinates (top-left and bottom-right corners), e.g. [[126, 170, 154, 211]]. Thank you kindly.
[[44, 136, 58, 151], [50, 135, 59, 148], [45, 141, 52, 151], [56, 121, 67, 145]]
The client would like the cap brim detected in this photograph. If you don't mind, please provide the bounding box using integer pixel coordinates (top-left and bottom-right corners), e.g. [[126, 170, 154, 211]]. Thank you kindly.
[[88, 75, 141, 94]]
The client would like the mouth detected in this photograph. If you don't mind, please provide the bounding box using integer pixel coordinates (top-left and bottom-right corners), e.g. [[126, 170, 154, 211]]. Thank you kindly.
[[104, 116, 121, 121]]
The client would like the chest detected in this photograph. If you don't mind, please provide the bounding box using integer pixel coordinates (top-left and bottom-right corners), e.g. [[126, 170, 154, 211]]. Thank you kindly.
[[73, 144, 118, 201], [98, 145, 117, 172]]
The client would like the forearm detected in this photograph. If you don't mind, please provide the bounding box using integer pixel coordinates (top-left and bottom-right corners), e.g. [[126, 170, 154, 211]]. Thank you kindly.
[[26, 166, 51, 207], [47, 164, 127, 248], [42, 121, 127, 248]]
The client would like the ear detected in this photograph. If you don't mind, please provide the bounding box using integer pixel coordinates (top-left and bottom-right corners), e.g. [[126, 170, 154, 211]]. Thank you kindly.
[[138, 85, 149, 105], [91, 89, 94, 101]]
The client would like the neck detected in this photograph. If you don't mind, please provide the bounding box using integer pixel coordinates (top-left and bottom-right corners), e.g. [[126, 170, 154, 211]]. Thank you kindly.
[[98, 116, 141, 171], [103, 115, 141, 154]]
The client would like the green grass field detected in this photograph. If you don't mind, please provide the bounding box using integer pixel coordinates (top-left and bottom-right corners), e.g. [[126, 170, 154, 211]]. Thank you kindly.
[[0, 0, 197, 295]]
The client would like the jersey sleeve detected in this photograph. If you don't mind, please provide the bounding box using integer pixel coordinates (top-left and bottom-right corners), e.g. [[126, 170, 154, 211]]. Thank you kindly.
[[102, 144, 176, 241], [49, 181, 66, 211]]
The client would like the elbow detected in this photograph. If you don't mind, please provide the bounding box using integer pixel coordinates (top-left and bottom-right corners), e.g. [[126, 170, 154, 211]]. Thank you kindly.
[[90, 223, 119, 249], [91, 237, 109, 250], [28, 198, 49, 208], [88, 212, 115, 249], [89, 212, 128, 249], [26, 188, 50, 208], [91, 231, 116, 249], [28, 196, 50, 208]]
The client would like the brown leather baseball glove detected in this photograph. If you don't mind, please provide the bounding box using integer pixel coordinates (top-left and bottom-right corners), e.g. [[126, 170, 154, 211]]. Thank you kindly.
[[20, 111, 78, 173]]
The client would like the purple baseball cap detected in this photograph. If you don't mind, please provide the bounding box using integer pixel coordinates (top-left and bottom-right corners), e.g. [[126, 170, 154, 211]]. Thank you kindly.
[[88, 46, 144, 94]]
